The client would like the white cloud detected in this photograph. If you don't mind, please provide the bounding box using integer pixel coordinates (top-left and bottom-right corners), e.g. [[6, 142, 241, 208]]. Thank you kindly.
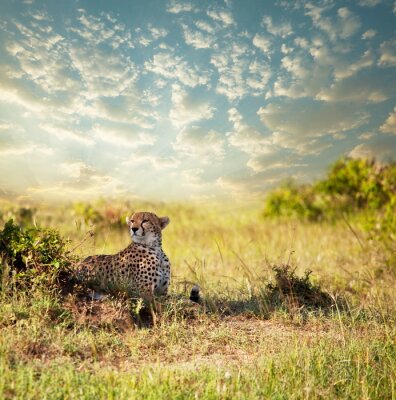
[[39, 123, 94, 145], [91, 123, 157, 147], [0, 144, 54, 157], [181, 168, 205, 186], [361, 29, 376, 40], [247, 155, 307, 173], [28, 161, 123, 199], [125, 148, 180, 169], [181, 24, 216, 49], [207, 8, 234, 26], [378, 39, 396, 67], [272, 53, 331, 99], [252, 34, 271, 53], [169, 85, 215, 127], [0, 67, 48, 112], [305, 4, 361, 42], [333, 50, 374, 80], [262, 15, 293, 38], [358, 131, 375, 140], [166, 0, 198, 14], [87, 95, 157, 129], [211, 38, 271, 100], [379, 107, 396, 134], [173, 125, 225, 161], [216, 169, 304, 198], [145, 51, 210, 87], [148, 24, 168, 40], [195, 20, 216, 34], [258, 101, 369, 155], [317, 71, 394, 103], [0, 121, 53, 156], [227, 108, 273, 155], [358, 0, 382, 6], [69, 46, 137, 99], [349, 136, 396, 162]]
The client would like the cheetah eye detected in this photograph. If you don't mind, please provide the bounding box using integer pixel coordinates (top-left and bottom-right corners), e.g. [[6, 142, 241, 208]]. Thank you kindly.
[[142, 219, 149, 224]]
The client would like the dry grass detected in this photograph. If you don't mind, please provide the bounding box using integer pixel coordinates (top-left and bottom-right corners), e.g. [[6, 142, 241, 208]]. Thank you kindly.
[[0, 200, 395, 399]]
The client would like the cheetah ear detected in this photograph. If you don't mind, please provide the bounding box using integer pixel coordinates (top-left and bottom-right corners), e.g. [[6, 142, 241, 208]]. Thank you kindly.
[[159, 216, 170, 230]]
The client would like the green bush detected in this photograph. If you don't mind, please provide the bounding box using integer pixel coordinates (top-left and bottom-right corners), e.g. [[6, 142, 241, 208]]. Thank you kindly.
[[263, 157, 396, 269], [0, 219, 75, 290], [264, 158, 396, 220], [263, 181, 323, 220]]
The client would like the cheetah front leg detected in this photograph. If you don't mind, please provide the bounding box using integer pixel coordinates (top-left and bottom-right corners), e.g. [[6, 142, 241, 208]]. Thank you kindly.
[[134, 281, 161, 326]]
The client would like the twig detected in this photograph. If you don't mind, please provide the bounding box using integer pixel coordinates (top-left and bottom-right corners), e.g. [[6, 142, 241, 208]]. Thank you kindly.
[[67, 229, 95, 254], [342, 213, 365, 251]]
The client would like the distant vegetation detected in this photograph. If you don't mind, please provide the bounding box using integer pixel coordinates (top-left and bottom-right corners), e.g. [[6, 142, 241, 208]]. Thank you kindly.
[[263, 157, 396, 269]]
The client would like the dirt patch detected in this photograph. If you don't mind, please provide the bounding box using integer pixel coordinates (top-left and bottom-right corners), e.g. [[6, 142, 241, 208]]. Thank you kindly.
[[63, 294, 135, 332]]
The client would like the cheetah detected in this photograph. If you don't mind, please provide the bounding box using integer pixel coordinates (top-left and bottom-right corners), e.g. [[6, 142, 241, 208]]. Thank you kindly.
[[75, 211, 171, 302]]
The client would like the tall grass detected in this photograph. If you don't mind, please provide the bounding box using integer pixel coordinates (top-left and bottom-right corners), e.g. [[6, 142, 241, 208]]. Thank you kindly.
[[0, 196, 395, 399]]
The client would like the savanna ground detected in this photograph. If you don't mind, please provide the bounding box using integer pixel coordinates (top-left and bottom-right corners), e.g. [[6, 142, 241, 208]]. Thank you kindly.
[[0, 197, 395, 399]]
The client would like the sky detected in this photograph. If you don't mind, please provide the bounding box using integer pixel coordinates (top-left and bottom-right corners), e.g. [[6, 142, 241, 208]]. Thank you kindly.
[[0, 0, 395, 202]]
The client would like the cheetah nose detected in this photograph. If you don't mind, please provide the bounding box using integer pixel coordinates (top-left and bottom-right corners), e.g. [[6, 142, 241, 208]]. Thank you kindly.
[[132, 227, 138, 233]]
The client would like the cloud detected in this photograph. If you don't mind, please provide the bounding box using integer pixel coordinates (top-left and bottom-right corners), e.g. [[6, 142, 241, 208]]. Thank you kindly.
[[195, 20, 216, 34], [69, 45, 137, 99], [349, 136, 396, 162], [181, 24, 216, 49], [207, 8, 234, 26], [252, 34, 271, 53], [305, 4, 361, 42], [91, 123, 157, 147], [87, 95, 157, 128], [0, 121, 53, 157], [333, 50, 374, 81], [39, 123, 94, 145], [28, 161, 123, 199], [211, 37, 271, 100], [272, 52, 331, 99], [361, 29, 376, 40], [227, 108, 273, 155], [317, 70, 393, 103], [0, 65, 50, 112], [166, 0, 198, 14], [181, 168, 205, 186], [379, 107, 396, 134], [246, 150, 307, 173], [216, 168, 306, 198], [378, 39, 396, 67], [125, 148, 180, 169], [145, 51, 210, 87], [358, 0, 382, 6], [173, 125, 225, 161], [169, 85, 215, 127], [261, 15, 293, 38], [246, 59, 272, 91], [258, 101, 369, 154]]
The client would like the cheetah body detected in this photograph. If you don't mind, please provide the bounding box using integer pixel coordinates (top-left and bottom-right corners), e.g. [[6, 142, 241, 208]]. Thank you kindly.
[[75, 212, 170, 299]]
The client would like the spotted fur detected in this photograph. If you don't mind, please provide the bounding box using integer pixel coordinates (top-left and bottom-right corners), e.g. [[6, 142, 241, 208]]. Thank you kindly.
[[75, 211, 171, 301]]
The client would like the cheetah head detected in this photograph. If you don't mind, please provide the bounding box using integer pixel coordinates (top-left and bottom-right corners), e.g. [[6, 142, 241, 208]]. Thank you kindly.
[[126, 211, 170, 246]]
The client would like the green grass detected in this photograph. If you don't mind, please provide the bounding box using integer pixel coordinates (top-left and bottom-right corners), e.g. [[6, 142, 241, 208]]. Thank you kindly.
[[0, 200, 395, 399]]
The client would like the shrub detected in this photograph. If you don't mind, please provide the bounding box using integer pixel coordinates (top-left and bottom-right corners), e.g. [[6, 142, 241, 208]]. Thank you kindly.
[[263, 157, 396, 221], [263, 157, 396, 270], [263, 180, 323, 220], [266, 265, 333, 311], [0, 219, 75, 291]]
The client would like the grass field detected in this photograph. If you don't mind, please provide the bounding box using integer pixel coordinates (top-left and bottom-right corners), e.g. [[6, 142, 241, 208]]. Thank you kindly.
[[0, 201, 395, 399]]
